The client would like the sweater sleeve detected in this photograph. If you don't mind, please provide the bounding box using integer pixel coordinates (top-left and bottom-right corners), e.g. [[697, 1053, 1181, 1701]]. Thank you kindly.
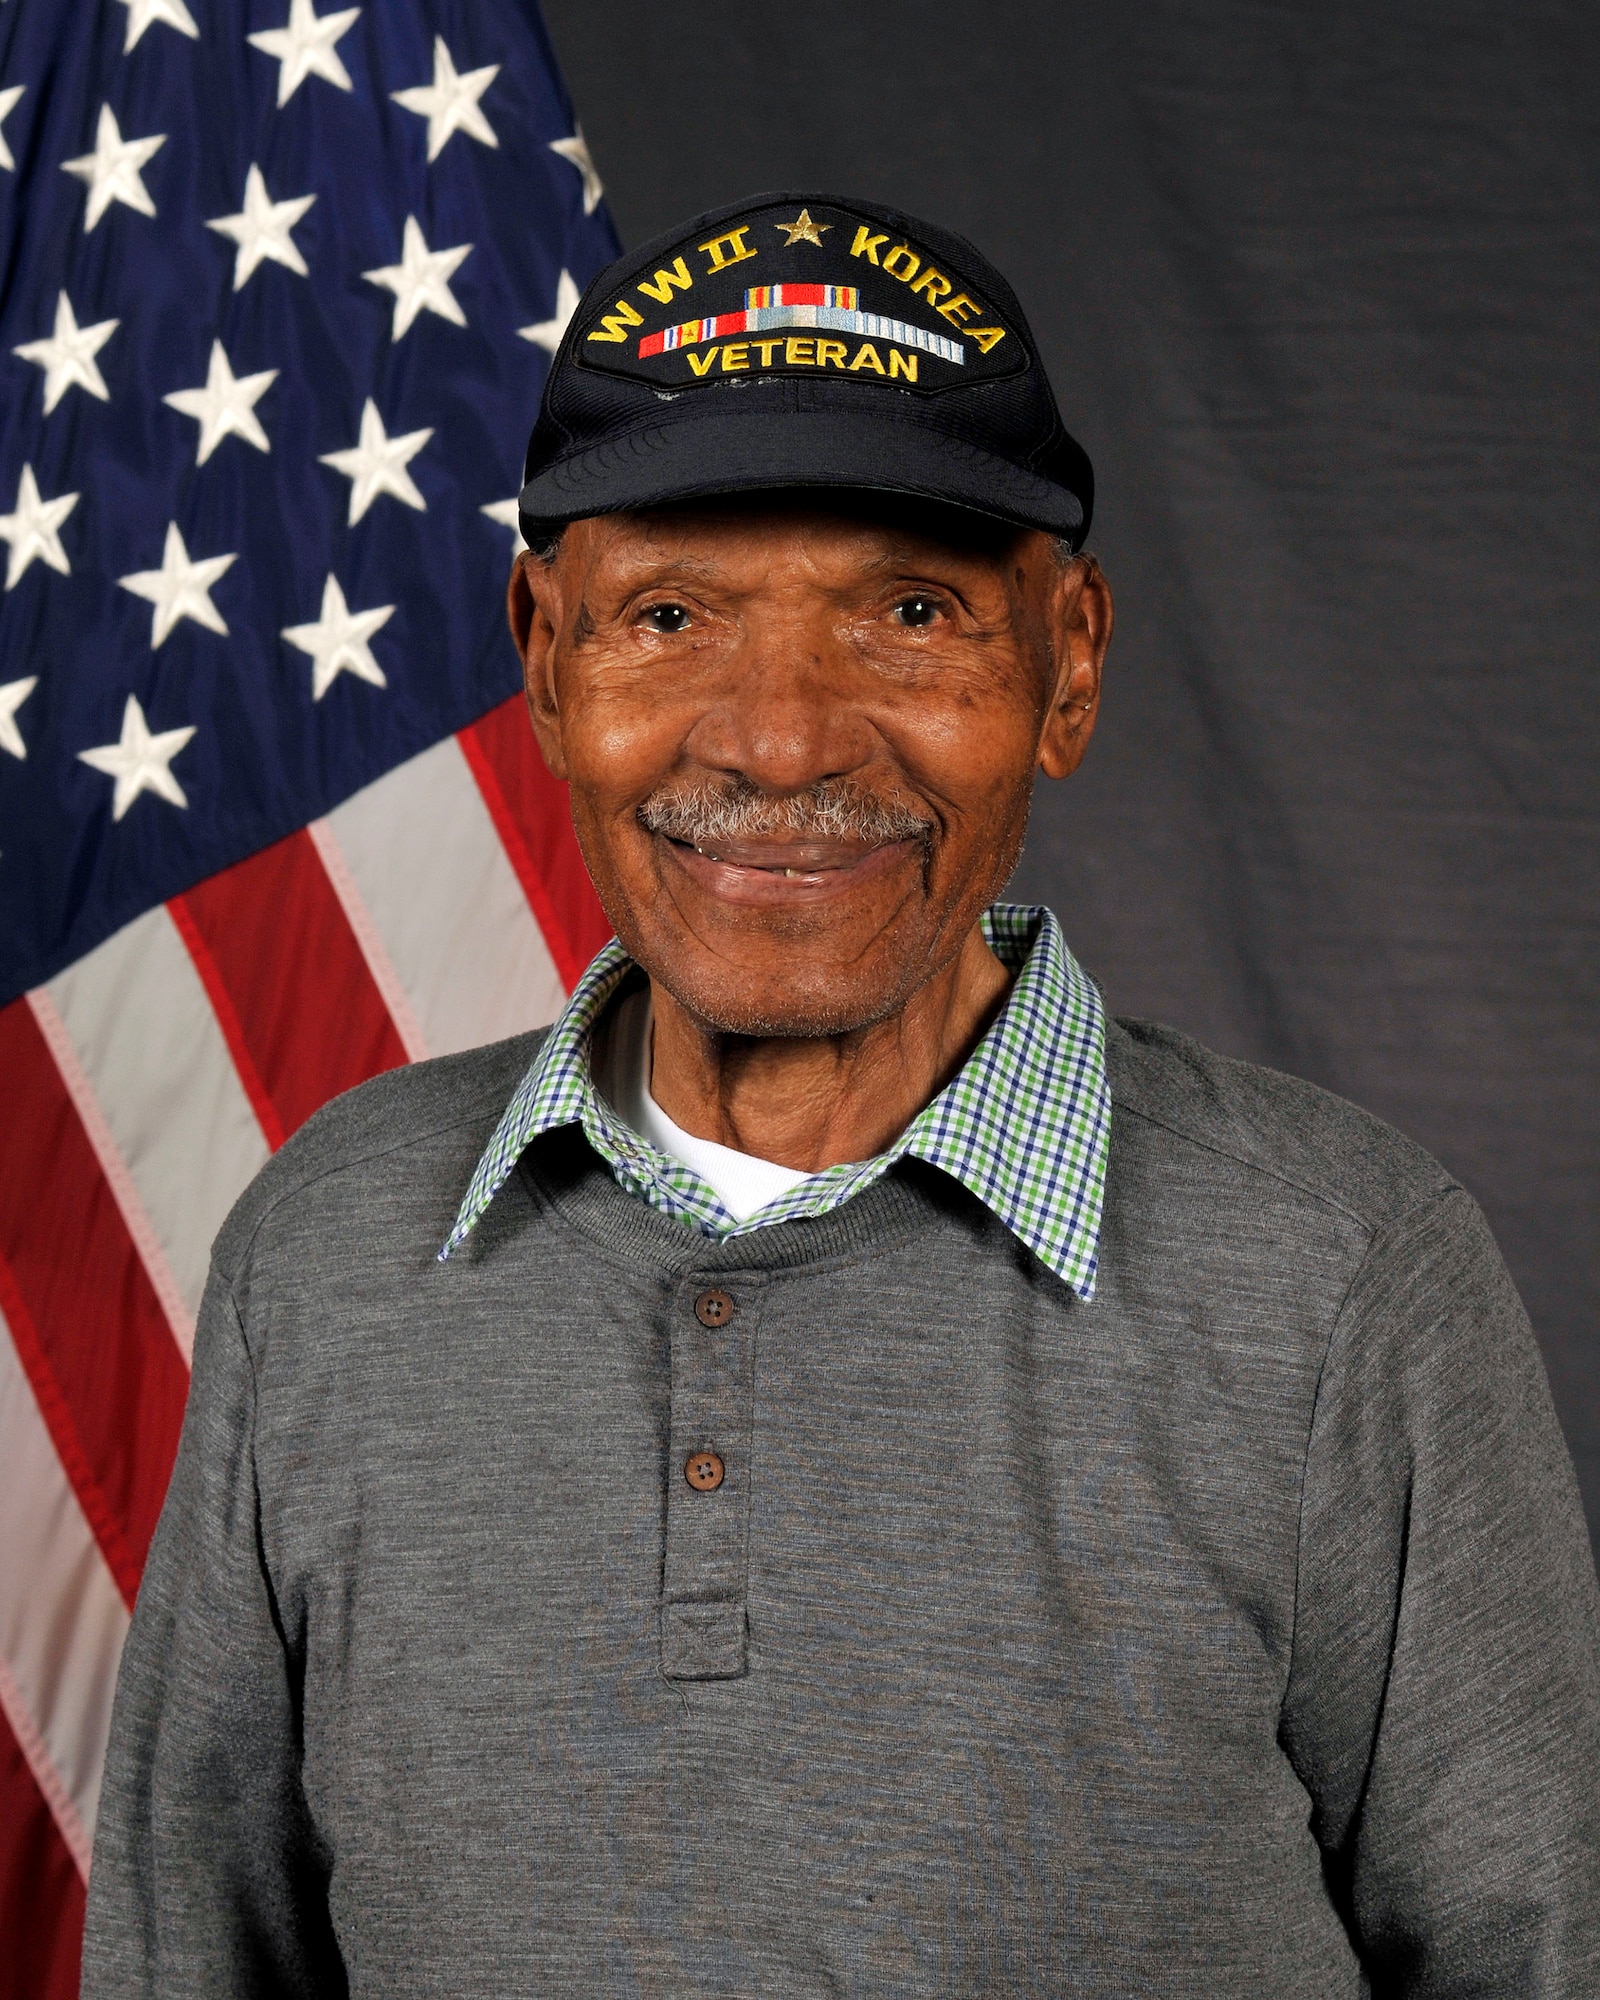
[[79, 1266, 345, 1999], [1279, 1185, 1600, 1994]]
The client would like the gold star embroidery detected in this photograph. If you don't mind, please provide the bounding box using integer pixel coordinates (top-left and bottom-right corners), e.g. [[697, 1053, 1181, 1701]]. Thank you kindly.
[[774, 208, 829, 247]]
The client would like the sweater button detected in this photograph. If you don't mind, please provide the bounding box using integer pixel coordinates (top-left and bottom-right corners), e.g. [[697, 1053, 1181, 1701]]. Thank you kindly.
[[694, 1288, 734, 1327], [685, 1451, 725, 1492]]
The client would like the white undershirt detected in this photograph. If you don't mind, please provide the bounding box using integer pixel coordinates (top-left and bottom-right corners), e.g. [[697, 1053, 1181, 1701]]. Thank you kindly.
[[594, 986, 815, 1222]]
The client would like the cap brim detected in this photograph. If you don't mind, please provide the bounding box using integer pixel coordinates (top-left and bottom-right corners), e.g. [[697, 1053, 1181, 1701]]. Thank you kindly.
[[519, 405, 1087, 546]]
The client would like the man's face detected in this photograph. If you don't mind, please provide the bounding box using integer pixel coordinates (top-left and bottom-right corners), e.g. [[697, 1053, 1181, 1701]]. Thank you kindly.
[[509, 497, 1108, 1037]]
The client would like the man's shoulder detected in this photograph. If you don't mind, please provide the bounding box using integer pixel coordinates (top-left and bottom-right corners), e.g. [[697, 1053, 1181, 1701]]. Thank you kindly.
[[1104, 1014, 1455, 1232], [210, 1028, 549, 1284]]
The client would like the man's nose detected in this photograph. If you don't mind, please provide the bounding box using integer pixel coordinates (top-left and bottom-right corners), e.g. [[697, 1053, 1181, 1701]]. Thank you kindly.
[[686, 623, 874, 792]]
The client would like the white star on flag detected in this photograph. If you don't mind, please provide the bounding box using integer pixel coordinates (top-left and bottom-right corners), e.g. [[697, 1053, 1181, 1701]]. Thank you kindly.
[[163, 341, 278, 464], [363, 215, 471, 339], [391, 36, 499, 162], [78, 694, 196, 820], [480, 496, 527, 553], [207, 164, 316, 290], [117, 0, 199, 52], [13, 291, 120, 415], [248, 0, 361, 106], [549, 127, 603, 214], [0, 86, 24, 174], [117, 521, 236, 647], [519, 268, 580, 355], [0, 677, 38, 760], [318, 399, 432, 524], [281, 574, 393, 698], [61, 102, 166, 230], [0, 465, 78, 589]]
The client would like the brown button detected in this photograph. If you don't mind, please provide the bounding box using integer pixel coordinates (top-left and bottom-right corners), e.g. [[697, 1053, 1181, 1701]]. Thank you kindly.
[[684, 1450, 725, 1492], [694, 1288, 734, 1328]]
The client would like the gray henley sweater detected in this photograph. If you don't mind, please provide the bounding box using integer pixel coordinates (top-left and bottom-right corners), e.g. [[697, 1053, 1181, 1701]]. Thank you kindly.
[[81, 1015, 1600, 1996]]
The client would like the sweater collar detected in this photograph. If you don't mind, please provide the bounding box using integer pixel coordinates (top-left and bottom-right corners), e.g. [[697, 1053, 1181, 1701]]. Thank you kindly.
[[441, 903, 1109, 1299]]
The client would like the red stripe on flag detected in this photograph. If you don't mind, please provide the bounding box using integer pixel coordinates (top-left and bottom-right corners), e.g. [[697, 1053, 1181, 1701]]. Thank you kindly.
[[171, 830, 410, 1144], [0, 1707, 85, 2000], [166, 895, 285, 1151], [0, 1256, 139, 1607], [0, 999, 188, 1595], [458, 696, 612, 990]]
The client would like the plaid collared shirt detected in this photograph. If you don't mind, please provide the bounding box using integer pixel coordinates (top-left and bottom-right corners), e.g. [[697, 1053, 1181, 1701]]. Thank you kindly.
[[441, 903, 1110, 1298]]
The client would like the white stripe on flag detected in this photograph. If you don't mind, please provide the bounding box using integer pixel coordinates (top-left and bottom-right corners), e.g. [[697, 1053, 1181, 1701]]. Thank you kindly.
[[46, 905, 271, 1321], [25, 986, 196, 1362], [321, 735, 567, 1057], [305, 817, 431, 1063], [0, 1307, 131, 1879]]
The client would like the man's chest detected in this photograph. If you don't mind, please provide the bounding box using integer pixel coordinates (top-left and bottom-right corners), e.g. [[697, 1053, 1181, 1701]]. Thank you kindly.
[[249, 1199, 1360, 1995]]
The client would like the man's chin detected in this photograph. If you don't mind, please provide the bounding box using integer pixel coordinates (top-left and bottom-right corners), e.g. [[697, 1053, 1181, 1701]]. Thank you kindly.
[[643, 954, 922, 1043], [664, 986, 909, 1043]]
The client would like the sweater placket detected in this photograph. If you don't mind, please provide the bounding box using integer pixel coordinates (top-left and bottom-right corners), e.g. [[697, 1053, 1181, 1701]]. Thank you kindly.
[[660, 1272, 762, 1678]]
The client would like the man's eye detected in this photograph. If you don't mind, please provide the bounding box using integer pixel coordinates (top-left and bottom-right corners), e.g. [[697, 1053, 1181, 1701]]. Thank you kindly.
[[892, 595, 941, 628], [642, 603, 691, 634]]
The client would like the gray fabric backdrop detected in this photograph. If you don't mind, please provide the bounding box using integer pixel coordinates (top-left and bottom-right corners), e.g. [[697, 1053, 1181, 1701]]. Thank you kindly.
[[538, 0, 1600, 1547]]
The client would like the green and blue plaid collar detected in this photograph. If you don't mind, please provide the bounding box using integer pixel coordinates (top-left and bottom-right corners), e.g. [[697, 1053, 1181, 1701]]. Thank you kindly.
[[440, 903, 1110, 1298]]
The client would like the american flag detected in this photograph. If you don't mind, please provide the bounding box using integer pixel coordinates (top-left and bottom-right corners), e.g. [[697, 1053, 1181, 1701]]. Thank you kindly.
[[0, 2, 616, 1988]]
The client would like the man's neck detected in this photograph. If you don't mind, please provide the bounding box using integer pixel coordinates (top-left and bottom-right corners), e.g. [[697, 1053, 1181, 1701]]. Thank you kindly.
[[643, 924, 1013, 1172]]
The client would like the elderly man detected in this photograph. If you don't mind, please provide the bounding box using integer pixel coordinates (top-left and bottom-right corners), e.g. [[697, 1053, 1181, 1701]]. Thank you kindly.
[[85, 196, 1600, 1996]]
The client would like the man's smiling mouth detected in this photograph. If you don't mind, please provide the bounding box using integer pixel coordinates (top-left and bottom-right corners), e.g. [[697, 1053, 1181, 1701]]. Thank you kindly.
[[676, 835, 901, 875], [657, 829, 922, 897]]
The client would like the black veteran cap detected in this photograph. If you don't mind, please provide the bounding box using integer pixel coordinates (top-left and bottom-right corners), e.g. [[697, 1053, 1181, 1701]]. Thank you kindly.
[[519, 193, 1093, 547]]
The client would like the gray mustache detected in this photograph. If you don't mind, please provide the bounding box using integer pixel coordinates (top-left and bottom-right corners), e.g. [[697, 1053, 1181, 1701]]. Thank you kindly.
[[639, 777, 933, 848]]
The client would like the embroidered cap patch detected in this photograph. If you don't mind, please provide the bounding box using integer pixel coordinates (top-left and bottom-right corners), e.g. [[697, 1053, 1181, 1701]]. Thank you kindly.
[[576, 199, 1029, 397]]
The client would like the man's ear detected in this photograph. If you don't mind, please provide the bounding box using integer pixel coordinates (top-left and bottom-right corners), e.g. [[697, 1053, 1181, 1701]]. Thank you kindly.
[[1037, 553, 1113, 781], [507, 549, 569, 780]]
